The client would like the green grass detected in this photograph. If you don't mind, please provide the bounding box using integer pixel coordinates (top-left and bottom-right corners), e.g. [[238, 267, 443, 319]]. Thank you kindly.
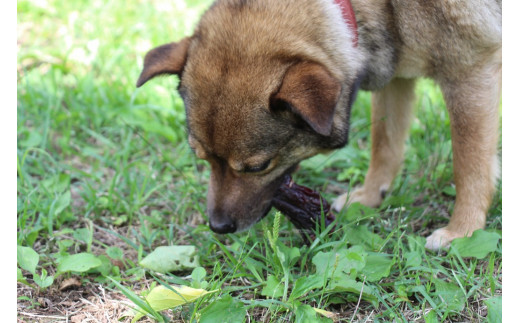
[[17, 0, 502, 321]]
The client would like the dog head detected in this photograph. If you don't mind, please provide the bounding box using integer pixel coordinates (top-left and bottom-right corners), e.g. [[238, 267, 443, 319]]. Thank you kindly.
[[137, 0, 363, 233]]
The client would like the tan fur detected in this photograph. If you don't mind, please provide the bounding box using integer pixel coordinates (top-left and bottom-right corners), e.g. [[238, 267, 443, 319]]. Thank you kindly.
[[332, 77, 416, 209], [137, 0, 502, 249]]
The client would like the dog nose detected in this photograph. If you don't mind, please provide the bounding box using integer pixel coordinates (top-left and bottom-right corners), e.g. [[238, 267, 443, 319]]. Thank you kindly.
[[209, 216, 237, 234]]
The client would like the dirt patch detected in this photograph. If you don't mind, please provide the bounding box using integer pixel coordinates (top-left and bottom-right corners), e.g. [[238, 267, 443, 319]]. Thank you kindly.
[[18, 223, 145, 322], [17, 281, 136, 323]]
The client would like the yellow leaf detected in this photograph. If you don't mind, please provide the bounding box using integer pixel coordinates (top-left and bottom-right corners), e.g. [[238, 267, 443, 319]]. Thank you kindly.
[[131, 285, 216, 322], [313, 307, 337, 319], [146, 285, 216, 312]]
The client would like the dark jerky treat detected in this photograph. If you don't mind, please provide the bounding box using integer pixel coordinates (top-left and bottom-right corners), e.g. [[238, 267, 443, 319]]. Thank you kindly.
[[272, 175, 336, 241]]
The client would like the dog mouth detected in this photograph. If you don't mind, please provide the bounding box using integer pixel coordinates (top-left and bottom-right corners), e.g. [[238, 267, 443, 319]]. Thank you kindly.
[[256, 164, 300, 223], [221, 164, 336, 239]]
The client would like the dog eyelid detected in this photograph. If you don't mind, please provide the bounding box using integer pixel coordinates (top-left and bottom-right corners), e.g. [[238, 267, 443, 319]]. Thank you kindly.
[[188, 136, 209, 160], [243, 159, 271, 173]]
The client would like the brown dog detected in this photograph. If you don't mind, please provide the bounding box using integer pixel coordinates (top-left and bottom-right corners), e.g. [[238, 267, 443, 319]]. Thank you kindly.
[[136, 0, 502, 250]]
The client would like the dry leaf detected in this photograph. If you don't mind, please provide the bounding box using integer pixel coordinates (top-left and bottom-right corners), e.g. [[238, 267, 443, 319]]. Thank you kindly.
[[59, 277, 82, 291]]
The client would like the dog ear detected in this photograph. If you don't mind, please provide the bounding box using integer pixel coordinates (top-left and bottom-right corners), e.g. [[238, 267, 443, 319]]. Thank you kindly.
[[136, 37, 191, 87], [273, 62, 341, 136]]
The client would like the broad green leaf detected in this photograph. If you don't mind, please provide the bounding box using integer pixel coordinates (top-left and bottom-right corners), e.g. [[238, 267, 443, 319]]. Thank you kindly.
[[106, 246, 124, 260], [289, 275, 324, 301], [344, 225, 384, 250], [91, 255, 113, 276], [278, 243, 301, 267], [449, 230, 501, 259], [261, 275, 284, 298], [191, 267, 208, 289], [73, 228, 91, 244], [433, 279, 465, 312], [424, 310, 439, 323], [33, 268, 54, 289], [362, 252, 394, 282], [405, 251, 422, 268], [19, 131, 42, 148], [337, 166, 362, 183], [485, 296, 501, 323], [139, 245, 199, 273], [442, 185, 456, 197], [327, 275, 378, 306], [191, 267, 206, 282], [312, 245, 366, 279], [17, 245, 39, 275], [26, 229, 41, 247], [294, 303, 331, 323], [199, 295, 245, 323], [57, 239, 74, 253], [41, 173, 70, 193], [34, 276, 54, 289], [395, 284, 410, 302], [344, 202, 378, 222], [57, 253, 102, 274]]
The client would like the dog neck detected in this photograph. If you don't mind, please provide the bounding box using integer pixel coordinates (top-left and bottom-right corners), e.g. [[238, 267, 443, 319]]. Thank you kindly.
[[347, 0, 401, 91], [334, 0, 358, 47]]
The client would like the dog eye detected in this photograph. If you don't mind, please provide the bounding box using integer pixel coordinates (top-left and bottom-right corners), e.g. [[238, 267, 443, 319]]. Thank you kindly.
[[244, 159, 271, 173]]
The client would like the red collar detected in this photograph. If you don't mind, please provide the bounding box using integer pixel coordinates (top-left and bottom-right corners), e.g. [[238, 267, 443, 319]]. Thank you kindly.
[[333, 0, 358, 47]]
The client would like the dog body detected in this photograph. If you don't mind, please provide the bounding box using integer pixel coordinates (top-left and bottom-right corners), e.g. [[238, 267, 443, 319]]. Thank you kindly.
[[137, 0, 502, 249]]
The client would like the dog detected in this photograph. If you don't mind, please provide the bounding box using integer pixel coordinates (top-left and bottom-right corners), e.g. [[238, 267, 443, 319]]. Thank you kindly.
[[136, 0, 502, 250]]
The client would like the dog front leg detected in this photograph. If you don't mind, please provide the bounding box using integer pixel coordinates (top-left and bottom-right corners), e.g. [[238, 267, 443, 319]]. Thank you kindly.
[[333, 77, 416, 211], [426, 61, 501, 250]]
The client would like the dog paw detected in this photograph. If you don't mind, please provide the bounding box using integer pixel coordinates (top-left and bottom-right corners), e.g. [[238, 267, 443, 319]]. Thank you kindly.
[[332, 186, 383, 212], [425, 227, 467, 250], [331, 192, 349, 212]]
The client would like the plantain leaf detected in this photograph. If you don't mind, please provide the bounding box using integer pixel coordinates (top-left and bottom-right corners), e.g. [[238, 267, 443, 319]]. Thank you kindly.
[[199, 295, 245, 323], [140, 245, 200, 273], [312, 245, 366, 279], [449, 230, 501, 259], [57, 253, 102, 274], [362, 252, 394, 282], [433, 279, 465, 312], [261, 275, 284, 298], [289, 275, 325, 301], [294, 303, 331, 323], [17, 245, 39, 275], [405, 251, 422, 268], [485, 296, 501, 323], [343, 225, 384, 250], [327, 275, 378, 306]]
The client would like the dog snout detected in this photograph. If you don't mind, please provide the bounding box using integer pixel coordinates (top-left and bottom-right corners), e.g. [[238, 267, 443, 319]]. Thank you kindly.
[[209, 212, 237, 234]]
